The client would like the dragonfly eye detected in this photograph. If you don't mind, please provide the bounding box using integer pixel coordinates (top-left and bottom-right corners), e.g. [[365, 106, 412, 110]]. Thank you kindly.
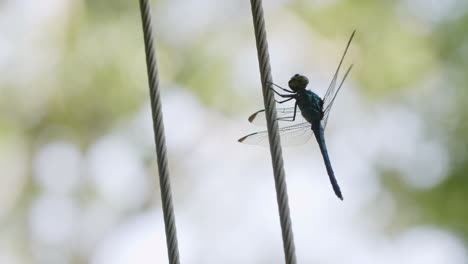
[[288, 74, 309, 92]]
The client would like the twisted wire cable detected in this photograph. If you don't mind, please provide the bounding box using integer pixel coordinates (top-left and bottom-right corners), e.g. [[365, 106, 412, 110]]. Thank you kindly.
[[249, 0, 297, 263], [139, 1, 180, 263]]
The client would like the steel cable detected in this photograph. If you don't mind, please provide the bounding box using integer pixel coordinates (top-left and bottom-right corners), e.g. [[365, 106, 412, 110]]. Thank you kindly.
[[138, 1, 180, 263], [249, 0, 297, 263]]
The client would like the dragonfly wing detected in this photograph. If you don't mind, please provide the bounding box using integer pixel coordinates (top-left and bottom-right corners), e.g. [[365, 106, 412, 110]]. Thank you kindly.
[[278, 123, 314, 146], [238, 130, 270, 146], [321, 113, 330, 131], [248, 107, 305, 126], [323, 30, 355, 105], [238, 122, 313, 147], [321, 64, 353, 130], [321, 30, 355, 130]]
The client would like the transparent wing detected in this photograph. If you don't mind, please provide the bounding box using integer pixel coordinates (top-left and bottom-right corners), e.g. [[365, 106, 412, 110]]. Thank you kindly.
[[321, 64, 353, 130], [322, 30, 355, 113], [248, 107, 305, 126], [238, 122, 312, 147]]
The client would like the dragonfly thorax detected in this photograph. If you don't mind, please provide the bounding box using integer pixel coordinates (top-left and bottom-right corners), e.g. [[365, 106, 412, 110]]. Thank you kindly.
[[288, 74, 309, 92]]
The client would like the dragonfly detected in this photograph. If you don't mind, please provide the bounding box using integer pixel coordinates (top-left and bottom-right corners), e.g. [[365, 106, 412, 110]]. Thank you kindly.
[[238, 31, 355, 200]]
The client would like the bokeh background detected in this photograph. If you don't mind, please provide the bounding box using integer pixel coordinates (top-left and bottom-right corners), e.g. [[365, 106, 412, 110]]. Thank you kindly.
[[1, 0, 468, 263]]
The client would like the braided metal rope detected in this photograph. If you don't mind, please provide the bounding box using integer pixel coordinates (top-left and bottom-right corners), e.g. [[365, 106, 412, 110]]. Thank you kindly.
[[138, 1, 180, 263], [249, 1, 297, 263]]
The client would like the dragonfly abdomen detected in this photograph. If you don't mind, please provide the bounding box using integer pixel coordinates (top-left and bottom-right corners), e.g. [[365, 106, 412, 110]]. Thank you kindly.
[[312, 122, 343, 200]]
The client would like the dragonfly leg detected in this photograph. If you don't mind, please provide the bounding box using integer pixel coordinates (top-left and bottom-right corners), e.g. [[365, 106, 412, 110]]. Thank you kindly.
[[275, 97, 294, 104], [271, 88, 295, 98], [275, 102, 298, 122], [267, 81, 294, 93]]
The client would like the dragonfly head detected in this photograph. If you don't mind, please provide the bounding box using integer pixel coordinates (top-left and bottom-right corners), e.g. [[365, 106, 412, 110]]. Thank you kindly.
[[288, 74, 309, 92]]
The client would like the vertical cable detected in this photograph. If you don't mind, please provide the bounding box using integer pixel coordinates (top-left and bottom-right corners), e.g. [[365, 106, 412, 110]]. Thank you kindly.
[[249, 0, 297, 263], [138, 1, 180, 263]]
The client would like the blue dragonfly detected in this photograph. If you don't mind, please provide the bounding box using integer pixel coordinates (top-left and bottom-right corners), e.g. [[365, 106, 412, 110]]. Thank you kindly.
[[238, 31, 355, 200]]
